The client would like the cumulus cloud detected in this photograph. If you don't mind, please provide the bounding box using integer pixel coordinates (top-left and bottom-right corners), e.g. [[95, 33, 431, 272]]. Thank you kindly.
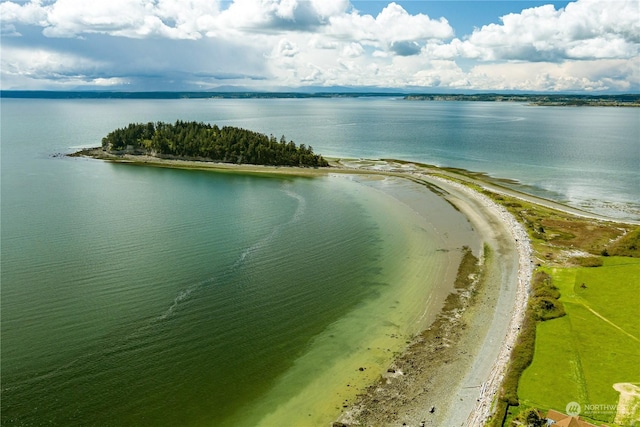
[[453, 0, 639, 62], [0, 0, 221, 39], [0, 0, 453, 49], [215, 0, 351, 32], [0, 0, 354, 39], [275, 38, 299, 57], [0, 0, 48, 26], [327, 3, 453, 52], [0, 45, 113, 85], [0, 0, 638, 91], [341, 42, 364, 58], [465, 58, 640, 92]]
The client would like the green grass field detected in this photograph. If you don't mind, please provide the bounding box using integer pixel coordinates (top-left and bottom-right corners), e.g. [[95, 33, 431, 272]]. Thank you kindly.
[[518, 257, 640, 425]]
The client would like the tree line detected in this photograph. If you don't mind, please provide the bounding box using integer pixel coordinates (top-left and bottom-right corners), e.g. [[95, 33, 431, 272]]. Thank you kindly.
[[101, 120, 329, 167]]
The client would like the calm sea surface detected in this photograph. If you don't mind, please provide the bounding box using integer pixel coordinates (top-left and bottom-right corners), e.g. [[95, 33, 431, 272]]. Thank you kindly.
[[1, 98, 638, 426]]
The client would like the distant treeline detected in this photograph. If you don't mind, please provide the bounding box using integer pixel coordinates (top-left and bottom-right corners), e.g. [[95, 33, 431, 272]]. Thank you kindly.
[[102, 121, 329, 167], [0, 90, 397, 99], [405, 93, 640, 106]]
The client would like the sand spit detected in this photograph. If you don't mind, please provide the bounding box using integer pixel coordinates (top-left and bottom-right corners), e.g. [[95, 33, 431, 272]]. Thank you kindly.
[[428, 175, 533, 426], [72, 150, 534, 426]]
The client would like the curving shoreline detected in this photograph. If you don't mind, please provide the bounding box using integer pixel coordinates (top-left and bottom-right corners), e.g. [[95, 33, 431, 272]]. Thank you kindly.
[[71, 150, 539, 425], [333, 169, 533, 427], [427, 175, 533, 426]]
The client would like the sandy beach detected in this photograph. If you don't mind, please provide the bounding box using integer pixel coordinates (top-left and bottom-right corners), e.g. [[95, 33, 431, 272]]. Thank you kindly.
[[72, 149, 534, 426]]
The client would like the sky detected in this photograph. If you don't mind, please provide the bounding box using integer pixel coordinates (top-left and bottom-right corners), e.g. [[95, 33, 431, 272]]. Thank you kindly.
[[1, 0, 638, 92]]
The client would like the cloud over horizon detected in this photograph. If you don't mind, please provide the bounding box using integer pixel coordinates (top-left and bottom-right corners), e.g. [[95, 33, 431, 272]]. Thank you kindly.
[[1, 0, 638, 92]]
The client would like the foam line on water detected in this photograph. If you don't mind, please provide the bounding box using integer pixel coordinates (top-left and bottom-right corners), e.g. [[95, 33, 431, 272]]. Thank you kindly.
[[157, 276, 216, 321], [161, 183, 307, 320], [6, 184, 309, 398], [231, 183, 306, 270]]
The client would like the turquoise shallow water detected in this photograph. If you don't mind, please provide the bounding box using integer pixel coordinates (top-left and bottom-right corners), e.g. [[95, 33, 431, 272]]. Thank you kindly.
[[1, 98, 637, 426]]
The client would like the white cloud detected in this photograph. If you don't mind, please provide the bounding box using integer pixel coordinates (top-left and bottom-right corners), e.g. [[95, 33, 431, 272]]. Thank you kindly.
[[43, 0, 154, 38], [310, 0, 350, 20], [374, 3, 453, 42], [0, 0, 638, 91], [213, 0, 348, 33], [0, 0, 453, 48], [0, 0, 48, 25], [275, 38, 299, 57], [341, 42, 364, 58], [0, 46, 118, 87], [465, 58, 640, 92], [411, 60, 466, 88], [1, 23, 20, 36], [92, 77, 130, 86], [308, 36, 339, 50], [0, 0, 221, 39], [327, 3, 453, 53], [453, 0, 639, 61]]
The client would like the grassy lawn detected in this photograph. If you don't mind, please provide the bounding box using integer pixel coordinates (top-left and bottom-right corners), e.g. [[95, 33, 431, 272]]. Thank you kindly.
[[518, 257, 640, 425], [416, 165, 639, 427]]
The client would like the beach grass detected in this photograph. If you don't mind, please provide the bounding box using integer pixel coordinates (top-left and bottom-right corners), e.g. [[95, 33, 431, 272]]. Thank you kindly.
[[516, 257, 640, 425], [473, 179, 638, 427], [485, 191, 635, 263]]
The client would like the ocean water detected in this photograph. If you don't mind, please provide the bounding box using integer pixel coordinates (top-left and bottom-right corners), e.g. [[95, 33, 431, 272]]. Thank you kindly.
[[1, 98, 637, 426]]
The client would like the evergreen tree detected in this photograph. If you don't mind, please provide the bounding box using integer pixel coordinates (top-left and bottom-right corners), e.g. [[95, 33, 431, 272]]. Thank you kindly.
[[101, 121, 329, 167]]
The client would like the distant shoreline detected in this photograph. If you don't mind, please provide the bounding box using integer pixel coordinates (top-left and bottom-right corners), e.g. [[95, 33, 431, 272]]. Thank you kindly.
[[6, 90, 640, 106]]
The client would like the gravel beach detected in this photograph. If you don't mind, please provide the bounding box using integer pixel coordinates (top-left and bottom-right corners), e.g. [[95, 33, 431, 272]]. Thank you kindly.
[[334, 170, 533, 427]]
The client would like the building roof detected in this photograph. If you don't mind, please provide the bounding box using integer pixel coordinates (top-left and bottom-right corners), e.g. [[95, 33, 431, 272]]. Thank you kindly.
[[546, 409, 600, 427]]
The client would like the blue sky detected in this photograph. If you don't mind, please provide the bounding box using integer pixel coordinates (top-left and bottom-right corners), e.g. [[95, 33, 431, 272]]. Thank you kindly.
[[1, 0, 638, 92]]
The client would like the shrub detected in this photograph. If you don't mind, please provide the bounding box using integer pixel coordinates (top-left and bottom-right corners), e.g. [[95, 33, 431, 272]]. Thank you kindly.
[[571, 257, 603, 267]]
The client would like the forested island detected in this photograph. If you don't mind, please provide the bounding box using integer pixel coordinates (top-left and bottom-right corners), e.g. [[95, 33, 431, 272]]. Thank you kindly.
[[99, 121, 329, 167]]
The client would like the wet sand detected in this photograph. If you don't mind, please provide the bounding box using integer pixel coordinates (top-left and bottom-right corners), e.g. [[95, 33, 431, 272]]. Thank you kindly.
[[71, 150, 534, 426]]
